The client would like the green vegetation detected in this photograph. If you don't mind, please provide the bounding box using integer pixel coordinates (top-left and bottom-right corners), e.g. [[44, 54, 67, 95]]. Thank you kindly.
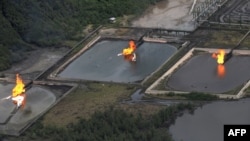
[[0, 0, 163, 71], [203, 30, 250, 48], [150, 92, 219, 101], [0, 45, 11, 70], [18, 103, 195, 141], [42, 83, 136, 126], [180, 92, 219, 101]]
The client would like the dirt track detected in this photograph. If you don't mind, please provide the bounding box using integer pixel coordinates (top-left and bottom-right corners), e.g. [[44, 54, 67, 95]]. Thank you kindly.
[[132, 0, 205, 31], [0, 47, 69, 79]]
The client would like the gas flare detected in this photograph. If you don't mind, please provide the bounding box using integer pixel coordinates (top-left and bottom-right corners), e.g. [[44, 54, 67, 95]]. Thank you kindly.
[[212, 49, 225, 64], [118, 40, 137, 61], [12, 74, 26, 108], [212, 50, 226, 78], [12, 74, 25, 97]]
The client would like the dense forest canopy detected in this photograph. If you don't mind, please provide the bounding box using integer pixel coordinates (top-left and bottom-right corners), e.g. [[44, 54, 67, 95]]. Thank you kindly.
[[21, 103, 194, 141], [0, 0, 163, 71]]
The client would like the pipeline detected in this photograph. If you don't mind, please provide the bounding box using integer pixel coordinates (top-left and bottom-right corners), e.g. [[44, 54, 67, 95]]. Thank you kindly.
[[189, 0, 197, 14], [135, 32, 147, 47], [24, 80, 33, 90], [224, 30, 250, 64]]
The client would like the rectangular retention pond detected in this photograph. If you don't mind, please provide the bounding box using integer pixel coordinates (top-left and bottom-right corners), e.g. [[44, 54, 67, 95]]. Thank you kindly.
[[0, 81, 74, 136], [167, 51, 250, 94], [56, 39, 177, 83], [146, 48, 250, 98]]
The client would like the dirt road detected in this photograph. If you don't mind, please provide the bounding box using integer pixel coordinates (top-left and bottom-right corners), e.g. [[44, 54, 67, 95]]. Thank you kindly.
[[132, 0, 205, 31]]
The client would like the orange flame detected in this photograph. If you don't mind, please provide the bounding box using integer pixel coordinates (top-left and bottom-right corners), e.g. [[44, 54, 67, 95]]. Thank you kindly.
[[122, 40, 136, 56], [12, 74, 26, 108], [212, 50, 226, 78], [118, 40, 137, 61], [212, 49, 225, 64], [217, 64, 225, 78], [12, 74, 25, 97]]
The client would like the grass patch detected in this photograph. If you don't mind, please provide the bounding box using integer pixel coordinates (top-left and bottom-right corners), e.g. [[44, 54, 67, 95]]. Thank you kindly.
[[147, 92, 219, 101], [203, 30, 250, 48], [42, 83, 136, 127], [61, 40, 79, 48], [145, 93, 185, 100], [115, 103, 165, 117], [240, 33, 250, 48], [180, 92, 219, 101], [154, 78, 167, 90]]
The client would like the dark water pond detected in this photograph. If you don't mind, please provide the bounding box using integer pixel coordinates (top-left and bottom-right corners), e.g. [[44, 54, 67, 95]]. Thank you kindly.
[[167, 54, 250, 93], [169, 98, 250, 141], [59, 40, 177, 83]]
